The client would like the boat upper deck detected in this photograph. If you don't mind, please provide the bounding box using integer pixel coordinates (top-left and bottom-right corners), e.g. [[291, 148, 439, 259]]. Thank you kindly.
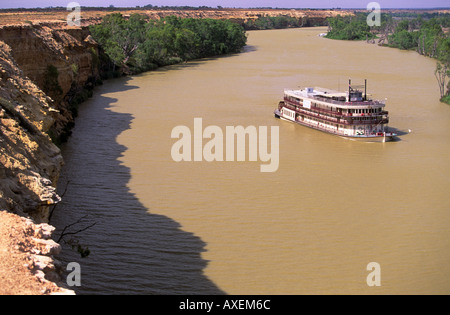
[[285, 87, 385, 108]]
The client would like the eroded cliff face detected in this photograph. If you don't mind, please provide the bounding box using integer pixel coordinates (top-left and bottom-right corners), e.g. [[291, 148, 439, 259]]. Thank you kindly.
[[0, 24, 100, 223], [0, 40, 61, 222], [0, 23, 100, 294], [0, 24, 100, 144]]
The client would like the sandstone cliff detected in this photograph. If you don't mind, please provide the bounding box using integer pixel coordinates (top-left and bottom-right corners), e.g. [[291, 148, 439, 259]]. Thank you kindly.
[[0, 24, 100, 222], [0, 39, 62, 222], [0, 22, 100, 294], [0, 24, 100, 144]]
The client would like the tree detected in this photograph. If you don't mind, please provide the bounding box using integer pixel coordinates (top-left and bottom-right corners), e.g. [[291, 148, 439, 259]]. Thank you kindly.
[[435, 38, 450, 101], [388, 30, 418, 50], [174, 28, 200, 60], [435, 61, 448, 99], [90, 13, 147, 70], [325, 13, 375, 41], [90, 14, 247, 74], [435, 32, 450, 102]]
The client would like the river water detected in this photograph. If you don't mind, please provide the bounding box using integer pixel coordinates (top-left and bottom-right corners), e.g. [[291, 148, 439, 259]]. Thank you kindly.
[[52, 27, 450, 295]]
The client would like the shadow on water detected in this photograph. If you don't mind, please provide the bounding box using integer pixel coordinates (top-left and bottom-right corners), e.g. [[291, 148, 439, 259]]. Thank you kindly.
[[388, 127, 410, 136], [387, 127, 410, 142], [51, 77, 225, 295]]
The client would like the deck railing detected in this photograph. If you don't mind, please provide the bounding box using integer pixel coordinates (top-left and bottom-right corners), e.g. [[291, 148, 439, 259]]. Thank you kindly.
[[282, 102, 388, 126], [283, 99, 388, 119]]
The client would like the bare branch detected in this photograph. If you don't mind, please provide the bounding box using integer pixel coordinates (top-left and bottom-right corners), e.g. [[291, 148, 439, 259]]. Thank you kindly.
[[48, 180, 70, 223], [56, 215, 96, 243]]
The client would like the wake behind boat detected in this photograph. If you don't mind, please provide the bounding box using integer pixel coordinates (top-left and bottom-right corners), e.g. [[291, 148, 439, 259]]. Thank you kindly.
[[274, 80, 397, 142]]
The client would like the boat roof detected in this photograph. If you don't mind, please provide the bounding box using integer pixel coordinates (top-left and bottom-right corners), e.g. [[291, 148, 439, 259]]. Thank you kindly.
[[314, 87, 348, 98], [285, 87, 347, 99]]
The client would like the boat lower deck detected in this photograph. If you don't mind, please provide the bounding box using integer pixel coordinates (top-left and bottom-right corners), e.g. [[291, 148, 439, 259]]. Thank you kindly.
[[274, 109, 396, 142]]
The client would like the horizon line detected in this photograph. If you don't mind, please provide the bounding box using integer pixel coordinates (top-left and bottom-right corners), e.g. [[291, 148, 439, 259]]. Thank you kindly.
[[0, 6, 449, 10]]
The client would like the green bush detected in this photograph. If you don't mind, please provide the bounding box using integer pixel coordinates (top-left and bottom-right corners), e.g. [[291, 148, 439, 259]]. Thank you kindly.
[[388, 30, 419, 50], [89, 14, 248, 74], [325, 13, 375, 41], [244, 16, 301, 30]]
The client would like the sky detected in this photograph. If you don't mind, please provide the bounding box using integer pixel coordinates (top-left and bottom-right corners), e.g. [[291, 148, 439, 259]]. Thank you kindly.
[[0, 0, 448, 9]]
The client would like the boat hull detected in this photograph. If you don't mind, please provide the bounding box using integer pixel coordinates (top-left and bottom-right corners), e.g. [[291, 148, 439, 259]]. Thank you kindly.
[[339, 134, 396, 143], [274, 110, 397, 142]]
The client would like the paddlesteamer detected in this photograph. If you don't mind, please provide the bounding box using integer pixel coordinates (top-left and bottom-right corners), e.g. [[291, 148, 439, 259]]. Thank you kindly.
[[274, 80, 397, 142]]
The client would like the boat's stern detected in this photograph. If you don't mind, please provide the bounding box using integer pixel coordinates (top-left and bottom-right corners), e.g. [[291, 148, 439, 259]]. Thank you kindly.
[[274, 109, 281, 119], [384, 132, 398, 142]]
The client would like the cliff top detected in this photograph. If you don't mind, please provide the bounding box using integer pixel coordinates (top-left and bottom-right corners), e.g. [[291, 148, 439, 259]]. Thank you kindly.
[[0, 8, 354, 27], [1, 8, 448, 28]]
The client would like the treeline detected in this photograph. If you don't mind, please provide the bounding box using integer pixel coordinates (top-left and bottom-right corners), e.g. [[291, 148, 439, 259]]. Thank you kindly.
[[89, 14, 247, 74], [325, 13, 377, 40], [384, 15, 449, 57], [243, 16, 302, 30], [380, 14, 450, 104], [387, 11, 450, 19], [325, 12, 450, 104], [242, 15, 326, 30]]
